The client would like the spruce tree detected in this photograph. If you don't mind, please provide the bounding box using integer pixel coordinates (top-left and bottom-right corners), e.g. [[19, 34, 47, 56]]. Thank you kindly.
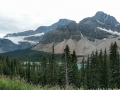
[[99, 50, 104, 89], [59, 45, 71, 88], [40, 56, 48, 86], [48, 45, 59, 85], [109, 42, 120, 89], [103, 49, 108, 90], [80, 57, 85, 89], [70, 50, 79, 87], [89, 52, 98, 89], [26, 60, 31, 82], [85, 55, 91, 89]]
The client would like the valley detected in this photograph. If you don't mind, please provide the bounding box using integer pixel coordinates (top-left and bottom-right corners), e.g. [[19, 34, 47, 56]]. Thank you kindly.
[[1, 11, 120, 90]]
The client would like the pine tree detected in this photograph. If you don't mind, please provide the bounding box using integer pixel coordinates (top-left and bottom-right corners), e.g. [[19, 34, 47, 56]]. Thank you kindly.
[[99, 50, 104, 89], [89, 52, 98, 89], [26, 60, 31, 82], [70, 50, 79, 88], [103, 49, 108, 90], [59, 45, 71, 88], [40, 56, 48, 86], [48, 45, 59, 85], [85, 55, 91, 89], [30, 62, 38, 84], [0, 55, 3, 75], [80, 57, 85, 89], [109, 42, 120, 89]]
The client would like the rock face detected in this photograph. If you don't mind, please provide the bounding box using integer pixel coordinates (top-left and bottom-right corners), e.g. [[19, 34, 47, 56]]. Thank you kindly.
[[0, 39, 37, 53], [0, 39, 18, 53], [1, 19, 72, 53], [5, 19, 72, 37], [40, 21, 81, 44], [32, 11, 120, 55], [2, 11, 120, 54], [78, 11, 120, 40]]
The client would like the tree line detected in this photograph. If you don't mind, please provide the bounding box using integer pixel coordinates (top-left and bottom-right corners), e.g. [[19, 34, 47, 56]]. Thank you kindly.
[[0, 42, 120, 89]]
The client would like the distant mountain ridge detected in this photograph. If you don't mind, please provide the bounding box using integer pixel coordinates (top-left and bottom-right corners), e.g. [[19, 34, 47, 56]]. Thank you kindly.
[[32, 11, 120, 55], [0, 19, 72, 53], [1, 11, 120, 54], [5, 19, 72, 37]]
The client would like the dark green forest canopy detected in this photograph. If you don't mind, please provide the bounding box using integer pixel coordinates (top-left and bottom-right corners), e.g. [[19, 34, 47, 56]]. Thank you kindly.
[[1, 49, 61, 62]]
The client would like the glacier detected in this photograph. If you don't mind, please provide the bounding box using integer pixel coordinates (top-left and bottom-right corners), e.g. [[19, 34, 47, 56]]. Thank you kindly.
[[4, 33, 44, 44], [97, 27, 120, 36]]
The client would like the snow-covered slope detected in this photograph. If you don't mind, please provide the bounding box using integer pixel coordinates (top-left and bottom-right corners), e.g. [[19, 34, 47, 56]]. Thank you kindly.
[[97, 27, 120, 35], [4, 33, 44, 44]]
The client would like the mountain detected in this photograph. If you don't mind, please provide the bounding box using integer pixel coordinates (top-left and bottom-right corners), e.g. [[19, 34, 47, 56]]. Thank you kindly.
[[0, 39, 18, 53], [32, 11, 120, 55], [5, 19, 72, 37], [4, 19, 72, 43], [78, 11, 120, 40], [0, 19, 72, 53], [40, 21, 81, 44], [0, 38, 37, 53]]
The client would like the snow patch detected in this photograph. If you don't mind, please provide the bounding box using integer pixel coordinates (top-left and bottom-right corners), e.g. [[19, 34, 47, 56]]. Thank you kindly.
[[97, 27, 120, 35], [103, 38, 106, 40], [81, 32, 83, 37], [115, 23, 120, 27], [104, 15, 108, 22], [96, 20, 104, 25], [4, 33, 44, 44]]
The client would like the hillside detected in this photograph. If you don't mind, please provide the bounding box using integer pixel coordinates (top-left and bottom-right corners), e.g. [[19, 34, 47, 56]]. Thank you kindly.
[[32, 11, 120, 55], [1, 49, 61, 61]]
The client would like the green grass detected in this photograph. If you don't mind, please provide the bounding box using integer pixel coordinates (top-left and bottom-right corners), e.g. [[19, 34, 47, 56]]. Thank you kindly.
[[0, 75, 42, 90], [0, 75, 81, 90], [1, 75, 119, 90]]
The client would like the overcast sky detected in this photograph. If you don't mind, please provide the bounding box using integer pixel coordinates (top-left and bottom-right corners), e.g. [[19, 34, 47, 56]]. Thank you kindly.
[[0, 0, 120, 38]]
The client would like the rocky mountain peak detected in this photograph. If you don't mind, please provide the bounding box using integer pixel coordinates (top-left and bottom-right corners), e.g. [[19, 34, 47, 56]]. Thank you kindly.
[[94, 11, 119, 27]]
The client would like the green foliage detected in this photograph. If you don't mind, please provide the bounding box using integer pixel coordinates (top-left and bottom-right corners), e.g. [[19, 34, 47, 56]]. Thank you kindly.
[[2, 49, 61, 62], [0, 42, 120, 89], [109, 42, 120, 89], [0, 76, 41, 90]]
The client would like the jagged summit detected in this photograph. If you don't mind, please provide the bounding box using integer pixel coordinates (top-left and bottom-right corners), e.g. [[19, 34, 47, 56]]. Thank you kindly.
[[94, 11, 119, 27], [32, 11, 120, 55], [1, 11, 120, 54]]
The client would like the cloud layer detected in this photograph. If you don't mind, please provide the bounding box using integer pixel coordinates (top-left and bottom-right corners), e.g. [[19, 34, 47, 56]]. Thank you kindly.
[[0, 0, 120, 38]]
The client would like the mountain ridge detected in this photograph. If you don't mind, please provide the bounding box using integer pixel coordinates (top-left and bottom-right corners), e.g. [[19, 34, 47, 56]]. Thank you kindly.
[[1, 11, 120, 55], [0, 19, 72, 53], [32, 11, 120, 55]]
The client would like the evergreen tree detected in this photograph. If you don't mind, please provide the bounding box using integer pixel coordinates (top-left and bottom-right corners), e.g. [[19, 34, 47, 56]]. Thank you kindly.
[[80, 56, 87, 89], [26, 60, 31, 82], [59, 45, 71, 88], [48, 45, 59, 85], [30, 62, 38, 84], [39, 56, 48, 86], [85, 55, 91, 89], [89, 52, 98, 89], [103, 49, 108, 90], [109, 42, 120, 89], [70, 50, 79, 88], [0, 55, 3, 75], [99, 50, 104, 89]]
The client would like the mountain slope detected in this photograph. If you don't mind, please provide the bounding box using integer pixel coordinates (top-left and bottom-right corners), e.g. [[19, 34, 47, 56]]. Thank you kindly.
[[0, 19, 72, 53], [32, 11, 120, 55]]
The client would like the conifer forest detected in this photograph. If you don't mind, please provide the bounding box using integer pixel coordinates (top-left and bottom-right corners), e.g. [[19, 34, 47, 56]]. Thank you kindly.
[[0, 42, 120, 89]]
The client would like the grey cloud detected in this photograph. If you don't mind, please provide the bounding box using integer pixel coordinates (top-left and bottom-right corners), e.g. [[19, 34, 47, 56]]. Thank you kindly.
[[0, 16, 20, 34]]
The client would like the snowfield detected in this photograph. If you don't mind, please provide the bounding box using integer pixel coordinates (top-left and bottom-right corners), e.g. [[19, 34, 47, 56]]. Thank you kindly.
[[4, 33, 44, 44], [97, 27, 120, 35]]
